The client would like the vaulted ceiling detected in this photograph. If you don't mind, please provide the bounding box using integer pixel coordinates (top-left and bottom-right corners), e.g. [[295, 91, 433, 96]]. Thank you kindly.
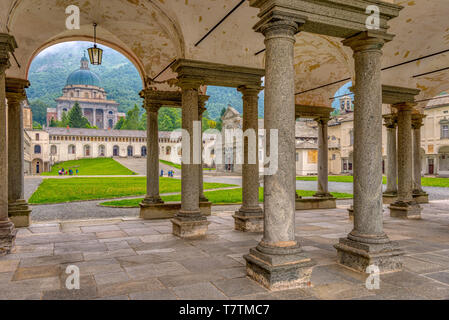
[[1, 0, 448, 108]]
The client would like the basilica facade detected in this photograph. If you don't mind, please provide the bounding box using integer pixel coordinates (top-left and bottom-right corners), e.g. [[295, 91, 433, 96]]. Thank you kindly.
[[46, 55, 123, 129]]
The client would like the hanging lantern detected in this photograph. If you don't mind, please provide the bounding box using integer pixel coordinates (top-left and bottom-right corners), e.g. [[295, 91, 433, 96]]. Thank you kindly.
[[87, 23, 103, 65]]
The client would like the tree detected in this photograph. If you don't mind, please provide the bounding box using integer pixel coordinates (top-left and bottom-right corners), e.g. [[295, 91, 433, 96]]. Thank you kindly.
[[114, 117, 125, 130], [60, 111, 69, 127], [49, 118, 58, 127], [32, 121, 42, 129], [120, 105, 141, 130], [29, 99, 51, 125], [67, 102, 90, 128]]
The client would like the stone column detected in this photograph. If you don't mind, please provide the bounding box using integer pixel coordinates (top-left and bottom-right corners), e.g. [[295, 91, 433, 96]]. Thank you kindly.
[[314, 116, 332, 198], [383, 114, 398, 198], [172, 81, 209, 238], [335, 32, 403, 273], [244, 16, 314, 291], [0, 34, 17, 256], [389, 103, 422, 218], [412, 114, 428, 202], [198, 98, 209, 203], [141, 103, 163, 204], [6, 78, 32, 228], [234, 85, 263, 232]]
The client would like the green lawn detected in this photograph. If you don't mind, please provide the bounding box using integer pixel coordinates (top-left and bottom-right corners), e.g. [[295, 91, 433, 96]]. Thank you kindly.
[[297, 175, 449, 188], [42, 158, 136, 176], [100, 188, 353, 207], [159, 159, 215, 171], [29, 177, 236, 204]]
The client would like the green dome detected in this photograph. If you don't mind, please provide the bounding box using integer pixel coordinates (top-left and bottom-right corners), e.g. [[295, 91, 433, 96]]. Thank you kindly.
[[66, 55, 101, 87], [66, 69, 101, 87]]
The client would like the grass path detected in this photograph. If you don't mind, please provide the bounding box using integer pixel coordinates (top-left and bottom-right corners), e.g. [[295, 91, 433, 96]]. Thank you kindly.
[[100, 188, 353, 207], [29, 177, 236, 204], [42, 158, 136, 176], [296, 175, 449, 188]]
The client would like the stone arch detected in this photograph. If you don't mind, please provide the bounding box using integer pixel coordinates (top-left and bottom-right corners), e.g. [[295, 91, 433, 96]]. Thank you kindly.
[[113, 145, 120, 157], [4, 0, 184, 82], [98, 145, 106, 157], [127, 145, 133, 157]]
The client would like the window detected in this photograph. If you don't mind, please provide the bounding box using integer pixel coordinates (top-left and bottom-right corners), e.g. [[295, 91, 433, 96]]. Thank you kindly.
[[68, 145, 76, 154], [141, 146, 147, 157], [34, 145, 41, 154], [50, 145, 57, 155], [109, 111, 113, 115], [99, 145, 105, 157], [332, 154, 336, 160], [127, 146, 133, 157], [442, 124, 449, 139], [166, 146, 171, 155], [84, 145, 91, 157], [35, 133, 40, 141]]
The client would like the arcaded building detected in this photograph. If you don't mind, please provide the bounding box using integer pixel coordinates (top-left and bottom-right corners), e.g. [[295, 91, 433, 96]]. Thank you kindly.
[[47, 55, 119, 129]]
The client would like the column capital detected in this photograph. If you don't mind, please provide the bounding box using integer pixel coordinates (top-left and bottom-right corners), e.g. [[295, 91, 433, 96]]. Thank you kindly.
[[393, 102, 416, 112], [0, 34, 17, 72], [237, 85, 263, 97], [315, 116, 330, 125], [144, 103, 161, 113], [383, 114, 398, 129], [6, 78, 30, 106], [412, 114, 425, 129], [342, 31, 394, 53], [198, 95, 209, 111]]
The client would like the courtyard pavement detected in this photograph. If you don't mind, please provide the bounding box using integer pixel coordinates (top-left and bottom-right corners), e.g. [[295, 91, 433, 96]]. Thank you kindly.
[[1, 202, 449, 300]]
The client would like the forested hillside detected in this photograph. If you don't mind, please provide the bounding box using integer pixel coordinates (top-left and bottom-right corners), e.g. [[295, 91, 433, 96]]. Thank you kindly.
[[27, 41, 264, 126]]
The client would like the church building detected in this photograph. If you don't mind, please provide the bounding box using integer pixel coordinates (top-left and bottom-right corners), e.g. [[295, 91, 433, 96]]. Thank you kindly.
[[46, 55, 120, 129]]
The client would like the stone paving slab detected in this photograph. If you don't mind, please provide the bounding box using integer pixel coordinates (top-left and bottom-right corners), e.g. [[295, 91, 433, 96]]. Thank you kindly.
[[1, 203, 449, 300]]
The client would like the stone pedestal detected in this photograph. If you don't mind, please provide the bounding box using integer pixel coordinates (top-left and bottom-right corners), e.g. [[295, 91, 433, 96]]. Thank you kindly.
[[0, 34, 17, 255], [335, 32, 403, 274], [244, 15, 314, 290], [6, 77, 31, 227], [295, 197, 336, 210], [140, 202, 212, 220], [389, 103, 422, 219], [170, 79, 209, 238], [8, 200, 31, 228], [234, 86, 263, 232]]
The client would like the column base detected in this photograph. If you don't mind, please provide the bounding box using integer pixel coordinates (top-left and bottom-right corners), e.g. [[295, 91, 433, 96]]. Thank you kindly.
[[8, 199, 32, 228], [382, 192, 397, 205], [295, 196, 336, 210], [142, 195, 164, 205], [171, 212, 210, 239], [140, 202, 212, 220], [334, 237, 404, 274], [244, 243, 315, 291], [233, 207, 264, 232], [413, 191, 429, 204], [389, 201, 422, 219], [348, 205, 354, 220], [199, 195, 209, 203], [0, 221, 17, 256]]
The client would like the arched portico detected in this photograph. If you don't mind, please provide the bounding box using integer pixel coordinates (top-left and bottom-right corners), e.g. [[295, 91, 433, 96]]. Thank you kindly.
[[1, 0, 449, 292]]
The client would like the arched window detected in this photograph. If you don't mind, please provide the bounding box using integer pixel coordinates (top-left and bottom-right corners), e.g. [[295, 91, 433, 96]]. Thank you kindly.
[[108, 119, 113, 129], [99, 145, 106, 157], [109, 111, 113, 115], [127, 146, 133, 157], [113, 145, 120, 157], [166, 146, 171, 155], [84, 145, 91, 157], [141, 146, 147, 157], [68, 145, 76, 154], [50, 145, 57, 155], [34, 145, 41, 154]]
